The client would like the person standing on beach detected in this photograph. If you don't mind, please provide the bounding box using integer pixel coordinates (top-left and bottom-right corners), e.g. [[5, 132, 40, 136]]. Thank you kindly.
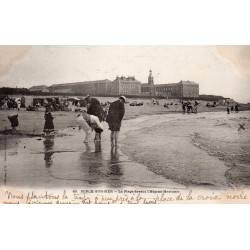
[[231, 105, 234, 112], [106, 96, 126, 147], [235, 103, 239, 112], [85, 95, 103, 122], [43, 107, 54, 136], [17, 99, 21, 111]]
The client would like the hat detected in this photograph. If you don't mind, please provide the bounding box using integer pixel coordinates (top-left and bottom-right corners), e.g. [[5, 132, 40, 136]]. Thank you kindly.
[[85, 95, 90, 100], [119, 96, 126, 102]]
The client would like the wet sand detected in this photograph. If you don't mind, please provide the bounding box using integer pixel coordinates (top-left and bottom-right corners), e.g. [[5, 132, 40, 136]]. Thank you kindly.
[[121, 112, 250, 189], [0, 105, 249, 189], [0, 122, 183, 189]]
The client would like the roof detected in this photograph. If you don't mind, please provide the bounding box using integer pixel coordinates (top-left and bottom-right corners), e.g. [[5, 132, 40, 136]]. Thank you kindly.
[[29, 85, 48, 90], [155, 83, 181, 87], [144, 80, 199, 87], [114, 76, 140, 82], [178, 80, 198, 85], [49, 79, 111, 88]]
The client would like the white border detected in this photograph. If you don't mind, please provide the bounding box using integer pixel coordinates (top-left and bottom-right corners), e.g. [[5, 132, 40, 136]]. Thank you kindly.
[[1, 0, 250, 249]]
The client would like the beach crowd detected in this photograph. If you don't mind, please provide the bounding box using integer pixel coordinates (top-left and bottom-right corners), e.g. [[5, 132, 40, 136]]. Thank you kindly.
[[39, 95, 126, 148], [2, 95, 243, 146]]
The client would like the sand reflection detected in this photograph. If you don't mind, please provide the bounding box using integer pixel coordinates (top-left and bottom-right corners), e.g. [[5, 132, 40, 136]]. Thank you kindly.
[[43, 136, 55, 168]]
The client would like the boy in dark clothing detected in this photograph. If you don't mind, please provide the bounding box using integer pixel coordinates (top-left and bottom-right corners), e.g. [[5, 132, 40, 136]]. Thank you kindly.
[[85, 95, 104, 122], [106, 96, 126, 147]]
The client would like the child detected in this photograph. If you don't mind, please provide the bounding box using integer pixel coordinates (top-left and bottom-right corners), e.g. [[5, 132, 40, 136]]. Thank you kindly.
[[76, 114, 92, 143], [81, 111, 104, 142], [43, 107, 54, 136], [8, 114, 19, 131]]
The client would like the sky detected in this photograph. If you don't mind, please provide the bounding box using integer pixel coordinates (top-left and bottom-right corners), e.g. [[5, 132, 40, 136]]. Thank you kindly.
[[0, 45, 250, 103]]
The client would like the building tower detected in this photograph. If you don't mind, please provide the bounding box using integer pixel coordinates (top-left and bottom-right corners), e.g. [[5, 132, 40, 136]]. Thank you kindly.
[[148, 69, 155, 96], [148, 69, 154, 86]]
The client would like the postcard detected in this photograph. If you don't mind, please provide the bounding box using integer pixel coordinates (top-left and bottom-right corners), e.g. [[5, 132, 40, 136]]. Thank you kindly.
[[0, 45, 249, 204]]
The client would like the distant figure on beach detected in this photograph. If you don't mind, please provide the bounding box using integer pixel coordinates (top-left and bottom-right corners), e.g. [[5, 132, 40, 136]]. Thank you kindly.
[[1, 98, 8, 110], [85, 95, 104, 122], [193, 100, 199, 113], [8, 114, 19, 132], [17, 99, 21, 111], [182, 102, 186, 112], [235, 103, 239, 112], [106, 96, 126, 147], [43, 107, 54, 136], [80, 111, 104, 142], [21, 96, 26, 108], [193, 105, 198, 113], [187, 103, 193, 112], [164, 103, 169, 108], [227, 107, 230, 114], [231, 105, 234, 112]]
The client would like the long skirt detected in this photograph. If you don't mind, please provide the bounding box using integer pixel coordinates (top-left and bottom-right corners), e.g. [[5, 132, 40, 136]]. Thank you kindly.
[[43, 120, 54, 133]]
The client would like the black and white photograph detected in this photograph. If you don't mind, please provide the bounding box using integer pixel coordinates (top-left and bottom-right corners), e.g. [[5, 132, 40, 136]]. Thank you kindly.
[[1, 1, 250, 250], [0, 45, 249, 204]]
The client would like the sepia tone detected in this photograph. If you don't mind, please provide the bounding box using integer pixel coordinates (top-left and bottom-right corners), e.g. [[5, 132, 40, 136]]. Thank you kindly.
[[0, 45, 249, 204]]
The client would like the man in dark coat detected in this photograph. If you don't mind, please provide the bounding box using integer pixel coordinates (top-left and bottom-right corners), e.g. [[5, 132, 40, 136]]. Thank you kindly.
[[106, 96, 126, 147], [85, 95, 103, 122]]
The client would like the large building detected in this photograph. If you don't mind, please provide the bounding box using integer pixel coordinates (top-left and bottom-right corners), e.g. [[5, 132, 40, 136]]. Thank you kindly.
[[48, 79, 112, 95], [141, 70, 199, 98], [112, 76, 141, 96], [29, 71, 198, 98], [38, 77, 141, 96]]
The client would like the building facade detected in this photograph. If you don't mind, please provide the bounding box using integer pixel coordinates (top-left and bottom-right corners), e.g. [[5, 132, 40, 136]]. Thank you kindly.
[[30, 71, 198, 98], [155, 81, 199, 98], [142, 70, 199, 98], [45, 77, 141, 96], [48, 79, 112, 95], [112, 76, 141, 96]]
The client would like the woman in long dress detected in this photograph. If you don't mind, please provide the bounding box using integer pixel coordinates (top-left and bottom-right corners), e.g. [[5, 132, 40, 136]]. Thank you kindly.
[[43, 107, 54, 136]]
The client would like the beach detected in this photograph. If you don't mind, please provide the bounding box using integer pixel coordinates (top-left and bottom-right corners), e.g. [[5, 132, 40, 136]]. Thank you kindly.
[[121, 112, 250, 189], [0, 99, 249, 190]]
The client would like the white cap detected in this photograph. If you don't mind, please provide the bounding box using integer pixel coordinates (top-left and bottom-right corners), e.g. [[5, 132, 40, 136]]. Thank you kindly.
[[85, 95, 90, 100], [119, 96, 126, 102]]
